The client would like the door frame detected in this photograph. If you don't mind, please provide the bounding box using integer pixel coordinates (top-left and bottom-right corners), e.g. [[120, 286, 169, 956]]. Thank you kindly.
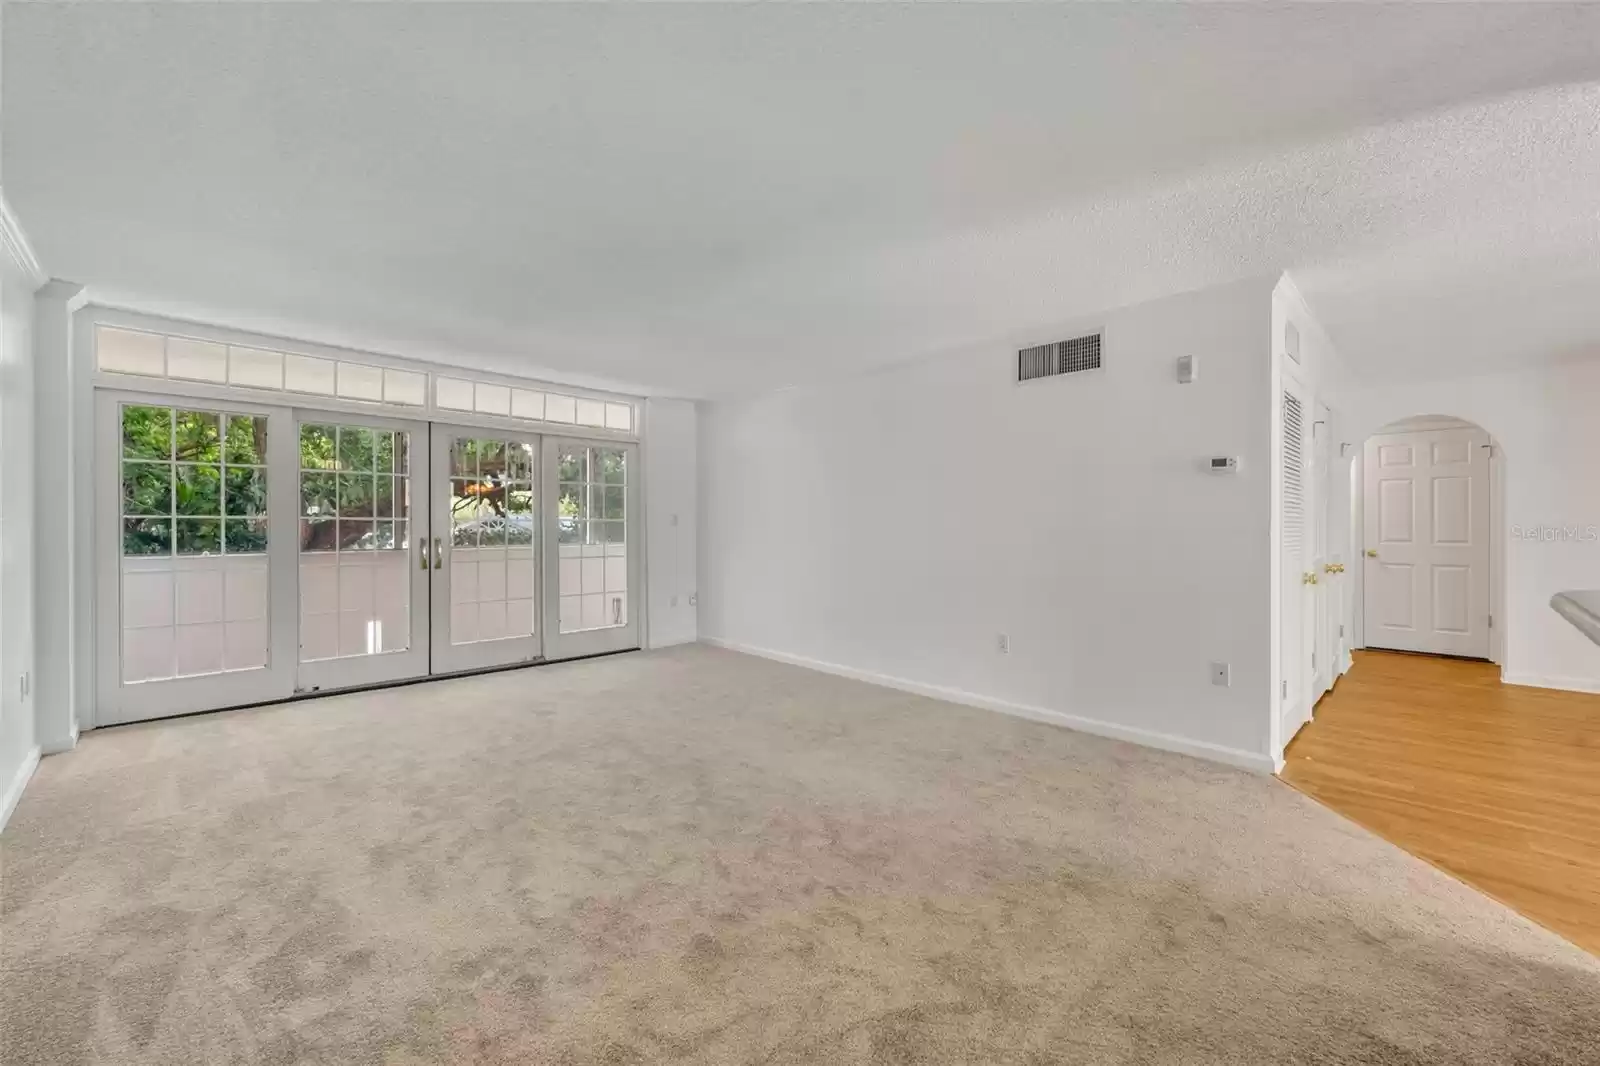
[[79, 306, 650, 730]]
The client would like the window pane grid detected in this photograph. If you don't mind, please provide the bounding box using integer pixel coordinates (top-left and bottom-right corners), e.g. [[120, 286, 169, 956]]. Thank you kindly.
[[121, 407, 270, 557], [299, 424, 410, 554], [118, 403, 271, 684]]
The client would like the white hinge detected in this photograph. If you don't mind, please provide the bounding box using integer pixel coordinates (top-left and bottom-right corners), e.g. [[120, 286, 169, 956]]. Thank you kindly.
[[1339, 624, 1345, 638], [1312, 652, 1316, 670], [1488, 614, 1494, 628], [1281, 679, 1288, 700]]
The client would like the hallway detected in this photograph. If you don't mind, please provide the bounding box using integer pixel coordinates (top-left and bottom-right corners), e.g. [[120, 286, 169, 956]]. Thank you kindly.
[[1282, 650, 1600, 955]]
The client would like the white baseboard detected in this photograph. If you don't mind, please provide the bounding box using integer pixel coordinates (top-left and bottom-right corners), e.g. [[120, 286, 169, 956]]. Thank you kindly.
[[702, 637, 1278, 774], [1502, 671, 1600, 695], [1, 745, 41, 832]]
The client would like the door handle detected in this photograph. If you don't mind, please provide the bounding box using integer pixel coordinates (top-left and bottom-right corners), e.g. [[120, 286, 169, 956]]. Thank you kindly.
[[1303, 572, 1319, 585], [432, 537, 444, 569], [1323, 563, 1345, 574], [1365, 549, 1379, 558], [418, 537, 430, 570]]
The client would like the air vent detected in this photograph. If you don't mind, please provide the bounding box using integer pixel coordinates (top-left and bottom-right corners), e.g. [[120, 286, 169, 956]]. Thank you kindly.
[[1018, 333, 1102, 382]]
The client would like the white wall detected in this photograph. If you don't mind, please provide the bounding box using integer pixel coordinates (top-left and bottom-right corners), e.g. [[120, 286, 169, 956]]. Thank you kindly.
[[1, 213, 41, 827], [645, 398, 698, 648], [699, 278, 1279, 770], [1341, 360, 1600, 693]]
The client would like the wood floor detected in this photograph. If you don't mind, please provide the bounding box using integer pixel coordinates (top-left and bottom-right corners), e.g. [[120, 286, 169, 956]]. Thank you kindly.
[[1281, 649, 1600, 957]]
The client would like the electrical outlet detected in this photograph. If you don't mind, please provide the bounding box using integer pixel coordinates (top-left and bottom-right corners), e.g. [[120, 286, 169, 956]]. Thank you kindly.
[[997, 633, 1010, 654], [688, 593, 697, 607], [1210, 661, 1230, 687]]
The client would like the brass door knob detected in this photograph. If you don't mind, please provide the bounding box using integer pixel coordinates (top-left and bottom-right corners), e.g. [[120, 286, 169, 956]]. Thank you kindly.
[[1365, 549, 1379, 558], [1324, 563, 1343, 574], [1303, 572, 1319, 585]]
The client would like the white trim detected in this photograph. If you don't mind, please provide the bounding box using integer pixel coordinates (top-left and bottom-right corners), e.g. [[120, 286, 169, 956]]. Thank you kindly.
[[1502, 671, 1600, 695], [0, 190, 46, 287], [1, 746, 42, 832], [702, 638, 1280, 774]]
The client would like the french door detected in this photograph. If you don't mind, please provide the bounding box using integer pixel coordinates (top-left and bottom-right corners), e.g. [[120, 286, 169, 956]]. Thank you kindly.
[[429, 425, 544, 674], [96, 392, 639, 725]]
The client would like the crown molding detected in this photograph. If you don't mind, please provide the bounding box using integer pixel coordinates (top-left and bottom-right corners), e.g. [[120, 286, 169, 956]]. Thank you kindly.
[[0, 188, 48, 288]]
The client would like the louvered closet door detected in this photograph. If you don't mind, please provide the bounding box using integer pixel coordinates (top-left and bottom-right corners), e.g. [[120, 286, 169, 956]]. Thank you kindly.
[[1280, 375, 1315, 744]]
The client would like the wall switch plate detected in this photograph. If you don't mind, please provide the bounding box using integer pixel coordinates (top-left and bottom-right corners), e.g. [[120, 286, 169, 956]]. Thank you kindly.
[[1210, 661, 1230, 687], [997, 633, 1010, 654], [670, 595, 679, 607], [688, 593, 697, 607], [1177, 354, 1198, 383]]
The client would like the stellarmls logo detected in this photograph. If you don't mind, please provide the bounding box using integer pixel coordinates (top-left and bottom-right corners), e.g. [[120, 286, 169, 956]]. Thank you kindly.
[[1512, 524, 1599, 543]]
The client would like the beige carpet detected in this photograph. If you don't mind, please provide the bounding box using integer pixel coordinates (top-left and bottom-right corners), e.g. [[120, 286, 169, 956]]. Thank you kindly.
[[2, 645, 1596, 1065]]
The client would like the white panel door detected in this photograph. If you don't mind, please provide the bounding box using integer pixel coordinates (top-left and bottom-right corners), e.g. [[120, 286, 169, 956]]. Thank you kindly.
[[95, 392, 299, 724], [430, 426, 543, 673], [1280, 374, 1316, 746], [1362, 427, 1490, 658], [542, 439, 641, 660], [295, 413, 432, 693]]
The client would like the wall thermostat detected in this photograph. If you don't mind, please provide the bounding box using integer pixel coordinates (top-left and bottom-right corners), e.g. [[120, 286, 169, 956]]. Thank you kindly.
[[1208, 456, 1240, 474], [1176, 355, 1198, 383]]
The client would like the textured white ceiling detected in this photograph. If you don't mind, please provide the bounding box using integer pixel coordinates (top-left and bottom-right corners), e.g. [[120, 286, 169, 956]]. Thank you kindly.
[[4, 4, 1599, 395]]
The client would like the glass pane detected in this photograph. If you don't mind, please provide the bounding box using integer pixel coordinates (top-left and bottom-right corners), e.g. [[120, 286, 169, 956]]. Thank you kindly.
[[477, 440, 507, 478], [338, 473, 377, 518], [603, 486, 626, 519], [598, 520, 626, 544], [558, 518, 584, 545], [224, 415, 268, 465], [506, 488, 535, 545], [371, 520, 400, 550], [337, 426, 374, 472], [451, 437, 477, 478], [174, 518, 222, 555], [174, 411, 221, 463], [224, 467, 267, 517], [122, 462, 171, 515], [300, 424, 337, 469], [374, 475, 395, 519], [340, 519, 375, 549], [558, 448, 587, 483], [300, 517, 335, 551], [301, 472, 337, 516], [224, 517, 269, 553], [559, 484, 586, 520], [122, 405, 172, 459], [123, 517, 172, 555], [600, 449, 626, 484], [374, 431, 396, 474], [507, 442, 533, 481], [175, 465, 222, 516]]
